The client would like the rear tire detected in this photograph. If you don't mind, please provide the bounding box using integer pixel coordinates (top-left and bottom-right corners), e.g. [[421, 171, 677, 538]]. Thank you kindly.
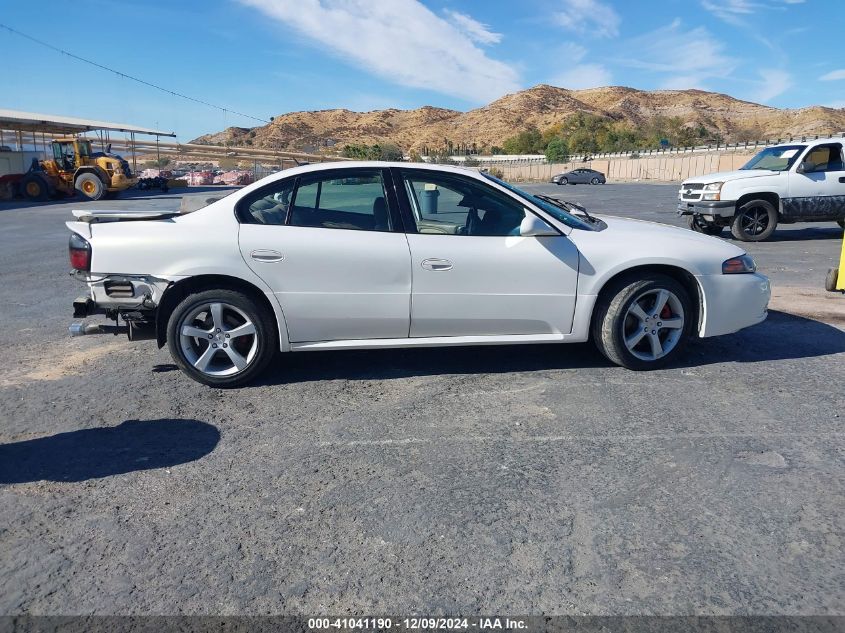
[[167, 289, 277, 387], [20, 173, 50, 201], [688, 214, 724, 236], [75, 173, 106, 200], [730, 199, 777, 242], [592, 274, 693, 370]]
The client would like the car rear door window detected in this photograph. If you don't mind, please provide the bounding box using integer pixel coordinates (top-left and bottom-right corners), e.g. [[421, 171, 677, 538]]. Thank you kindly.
[[290, 169, 392, 232]]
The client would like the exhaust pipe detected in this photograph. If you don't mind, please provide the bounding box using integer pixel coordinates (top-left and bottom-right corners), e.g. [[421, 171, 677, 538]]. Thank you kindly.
[[69, 322, 129, 337]]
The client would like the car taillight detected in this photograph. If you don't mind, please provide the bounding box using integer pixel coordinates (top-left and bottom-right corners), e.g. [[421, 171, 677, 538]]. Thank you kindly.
[[69, 233, 91, 271]]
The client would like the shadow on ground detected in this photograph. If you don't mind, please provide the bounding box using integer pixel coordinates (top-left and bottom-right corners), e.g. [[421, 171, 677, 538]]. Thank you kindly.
[[254, 310, 845, 386], [0, 419, 219, 484]]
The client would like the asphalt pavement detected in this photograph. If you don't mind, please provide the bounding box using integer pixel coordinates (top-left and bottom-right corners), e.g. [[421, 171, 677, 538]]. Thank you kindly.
[[0, 183, 843, 617]]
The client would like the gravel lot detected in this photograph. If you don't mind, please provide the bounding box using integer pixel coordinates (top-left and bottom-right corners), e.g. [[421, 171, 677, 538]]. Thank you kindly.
[[0, 183, 843, 616]]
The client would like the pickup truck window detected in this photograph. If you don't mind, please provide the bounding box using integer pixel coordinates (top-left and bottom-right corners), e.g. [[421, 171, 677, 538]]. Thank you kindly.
[[740, 145, 806, 171]]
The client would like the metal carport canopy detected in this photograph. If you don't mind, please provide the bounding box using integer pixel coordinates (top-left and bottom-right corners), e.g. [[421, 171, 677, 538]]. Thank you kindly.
[[0, 108, 176, 137]]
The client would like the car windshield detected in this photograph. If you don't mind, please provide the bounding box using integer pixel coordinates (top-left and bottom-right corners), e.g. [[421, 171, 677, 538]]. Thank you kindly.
[[740, 145, 806, 171], [480, 172, 593, 230]]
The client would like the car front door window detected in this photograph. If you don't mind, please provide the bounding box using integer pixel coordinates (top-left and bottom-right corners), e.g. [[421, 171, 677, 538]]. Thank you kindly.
[[401, 172, 526, 236]]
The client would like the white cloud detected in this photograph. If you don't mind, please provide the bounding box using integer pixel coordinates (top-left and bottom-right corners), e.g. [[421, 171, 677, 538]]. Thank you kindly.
[[621, 20, 735, 89], [238, 0, 520, 103], [820, 69, 845, 81], [824, 100, 845, 109], [551, 63, 613, 89], [701, 0, 757, 24], [443, 9, 502, 45], [755, 69, 792, 102], [553, 0, 620, 38]]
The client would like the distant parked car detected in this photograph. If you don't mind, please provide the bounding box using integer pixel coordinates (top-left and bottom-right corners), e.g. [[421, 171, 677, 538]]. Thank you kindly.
[[552, 168, 606, 185]]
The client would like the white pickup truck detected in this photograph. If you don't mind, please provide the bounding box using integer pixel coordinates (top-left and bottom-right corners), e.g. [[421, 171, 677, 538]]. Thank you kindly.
[[678, 137, 845, 241]]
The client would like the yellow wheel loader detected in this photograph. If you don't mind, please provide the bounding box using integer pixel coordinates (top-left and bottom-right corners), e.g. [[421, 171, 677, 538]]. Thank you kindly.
[[20, 138, 137, 201]]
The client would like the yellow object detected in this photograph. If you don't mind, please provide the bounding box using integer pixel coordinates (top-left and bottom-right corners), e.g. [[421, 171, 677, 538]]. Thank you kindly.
[[838, 233, 845, 291], [26, 138, 137, 201]]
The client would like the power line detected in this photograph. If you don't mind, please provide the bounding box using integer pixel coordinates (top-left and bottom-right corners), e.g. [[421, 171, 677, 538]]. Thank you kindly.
[[0, 22, 269, 125]]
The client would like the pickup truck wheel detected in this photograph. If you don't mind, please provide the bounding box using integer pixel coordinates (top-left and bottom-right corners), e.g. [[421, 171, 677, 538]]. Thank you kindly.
[[592, 274, 692, 370], [687, 214, 723, 235], [730, 199, 777, 242], [167, 289, 276, 387], [75, 173, 105, 200]]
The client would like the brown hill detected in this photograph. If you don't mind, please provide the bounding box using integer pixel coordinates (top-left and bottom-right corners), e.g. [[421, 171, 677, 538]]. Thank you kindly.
[[191, 84, 845, 153]]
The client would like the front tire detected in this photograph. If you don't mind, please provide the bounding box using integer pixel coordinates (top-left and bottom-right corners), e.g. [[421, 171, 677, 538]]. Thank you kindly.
[[592, 274, 693, 370], [688, 214, 724, 236], [591, 177, 600, 185], [730, 199, 777, 242], [167, 289, 276, 387], [558, 177, 568, 185], [75, 173, 106, 200]]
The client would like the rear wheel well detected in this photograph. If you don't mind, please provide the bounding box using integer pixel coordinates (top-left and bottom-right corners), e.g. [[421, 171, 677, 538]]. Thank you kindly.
[[156, 275, 278, 348], [736, 192, 780, 217], [594, 265, 702, 336]]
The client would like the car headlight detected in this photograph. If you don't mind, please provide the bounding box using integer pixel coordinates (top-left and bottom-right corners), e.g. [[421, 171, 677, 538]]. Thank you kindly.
[[722, 254, 756, 274], [702, 182, 723, 200]]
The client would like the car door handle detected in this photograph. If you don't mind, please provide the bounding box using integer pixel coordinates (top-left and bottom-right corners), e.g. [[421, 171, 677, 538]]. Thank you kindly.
[[421, 258, 452, 271], [840, 177, 845, 183], [250, 249, 284, 263]]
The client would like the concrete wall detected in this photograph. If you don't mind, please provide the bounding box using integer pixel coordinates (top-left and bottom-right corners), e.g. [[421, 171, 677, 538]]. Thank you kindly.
[[495, 152, 755, 183]]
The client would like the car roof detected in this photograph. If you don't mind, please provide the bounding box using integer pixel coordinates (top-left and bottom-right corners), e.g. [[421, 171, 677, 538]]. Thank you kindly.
[[240, 160, 493, 194]]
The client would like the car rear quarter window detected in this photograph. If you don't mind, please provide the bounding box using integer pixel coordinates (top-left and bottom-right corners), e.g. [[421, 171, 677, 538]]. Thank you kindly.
[[237, 179, 295, 225]]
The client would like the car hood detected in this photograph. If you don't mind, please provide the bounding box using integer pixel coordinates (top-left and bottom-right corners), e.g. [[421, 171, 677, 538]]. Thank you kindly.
[[682, 169, 777, 185], [568, 214, 745, 275]]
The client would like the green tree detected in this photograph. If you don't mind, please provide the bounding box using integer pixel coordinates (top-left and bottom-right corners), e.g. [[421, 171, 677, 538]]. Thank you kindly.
[[544, 137, 569, 162], [501, 127, 543, 154]]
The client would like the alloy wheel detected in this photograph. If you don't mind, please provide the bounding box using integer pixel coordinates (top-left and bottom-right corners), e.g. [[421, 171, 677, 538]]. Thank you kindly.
[[178, 302, 258, 377], [622, 288, 685, 361], [739, 206, 770, 236]]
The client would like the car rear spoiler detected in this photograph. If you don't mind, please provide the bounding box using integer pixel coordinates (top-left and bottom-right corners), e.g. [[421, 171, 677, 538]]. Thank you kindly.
[[71, 209, 181, 223]]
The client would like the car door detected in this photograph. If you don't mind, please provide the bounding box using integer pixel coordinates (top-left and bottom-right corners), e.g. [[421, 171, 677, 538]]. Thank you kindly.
[[787, 142, 845, 220], [237, 167, 412, 342], [394, 168, 580, 338]]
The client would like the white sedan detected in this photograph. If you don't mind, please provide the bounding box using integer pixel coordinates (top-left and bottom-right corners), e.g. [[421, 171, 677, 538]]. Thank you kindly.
[[67, 162, 770, 387]]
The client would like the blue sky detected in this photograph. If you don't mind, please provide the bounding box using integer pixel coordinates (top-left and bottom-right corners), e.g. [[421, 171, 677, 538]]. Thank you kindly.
[[1, 0, 843, 141]]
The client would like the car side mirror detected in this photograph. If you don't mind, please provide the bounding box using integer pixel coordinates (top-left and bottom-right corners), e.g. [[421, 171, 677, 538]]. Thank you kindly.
[[520, 212, 558, 237], [797, 161, 812, 174]]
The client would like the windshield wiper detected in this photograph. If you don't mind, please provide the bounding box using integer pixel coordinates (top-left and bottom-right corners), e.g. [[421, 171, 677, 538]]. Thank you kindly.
[[535, 194, 597, 223]]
